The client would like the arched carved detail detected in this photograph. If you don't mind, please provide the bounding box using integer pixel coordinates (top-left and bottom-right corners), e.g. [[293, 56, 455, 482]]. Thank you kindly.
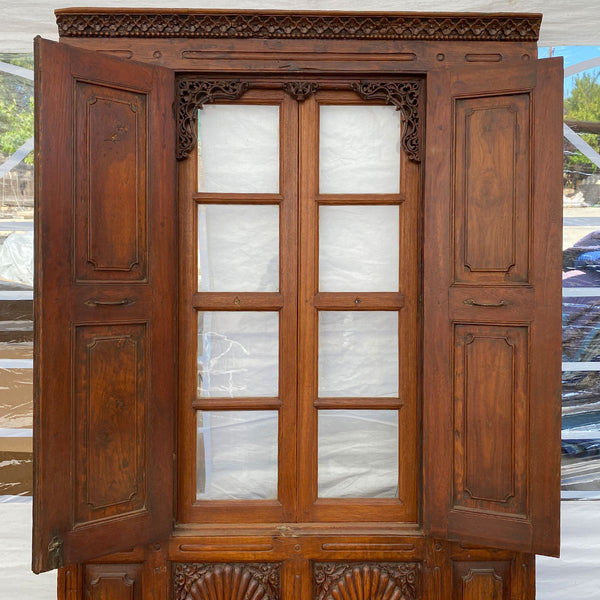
[[173, 563, 280, 600], [314, 562, 419, 600], [351, 80, 422, 162], [176, 79, 250, 160], [282, 81, 319, 101]]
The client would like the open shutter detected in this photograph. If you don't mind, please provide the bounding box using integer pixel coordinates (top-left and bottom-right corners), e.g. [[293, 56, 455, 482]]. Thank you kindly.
[[423, 58, 563, 557], [33, 38, 176, 572]]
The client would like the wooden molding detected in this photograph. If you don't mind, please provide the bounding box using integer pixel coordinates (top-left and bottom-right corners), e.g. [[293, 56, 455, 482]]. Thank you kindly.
[[55, 10, 541, 42]]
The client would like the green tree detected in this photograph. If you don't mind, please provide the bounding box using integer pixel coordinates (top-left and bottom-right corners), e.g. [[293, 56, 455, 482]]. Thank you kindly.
[[564, 71, 600, 184], [0, 54, 34, 165]]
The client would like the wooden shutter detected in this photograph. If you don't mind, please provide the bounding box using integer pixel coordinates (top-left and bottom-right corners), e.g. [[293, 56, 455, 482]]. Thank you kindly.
[[423, 58, 563, 557], [33, 38, 176, 572]]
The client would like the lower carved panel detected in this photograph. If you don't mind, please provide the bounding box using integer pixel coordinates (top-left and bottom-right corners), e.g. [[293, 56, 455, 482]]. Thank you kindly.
[[313, 562, 420, 600], [173, 563, 281, 600], [84, 564, 142, 600], [452, 561, 511, 600]]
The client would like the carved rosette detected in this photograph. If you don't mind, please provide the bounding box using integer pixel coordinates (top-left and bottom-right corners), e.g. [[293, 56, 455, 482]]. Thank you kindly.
[[314, 562, 420, 600], [56, 12, 541, 42], [352, 80, 422, 162], [173, 563, 280, 600], [176, 79, 250, 160]]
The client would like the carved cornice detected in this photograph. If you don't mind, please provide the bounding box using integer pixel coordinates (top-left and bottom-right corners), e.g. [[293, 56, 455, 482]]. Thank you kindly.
[[314, 562, 420, 600], [173, 562, 280, 600], [176, 79, 249, 160], [56, 11, 541, 42], [352, 80, 422, 162]]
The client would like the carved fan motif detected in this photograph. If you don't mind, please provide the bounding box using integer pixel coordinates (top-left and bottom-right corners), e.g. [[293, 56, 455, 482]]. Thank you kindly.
[[174, 563, 281, 600], [314, 562, 419, 600]]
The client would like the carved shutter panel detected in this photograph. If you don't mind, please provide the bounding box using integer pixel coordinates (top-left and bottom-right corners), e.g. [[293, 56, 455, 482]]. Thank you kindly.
[[423, 58, 563, 557], [33, 38, 176, 572]]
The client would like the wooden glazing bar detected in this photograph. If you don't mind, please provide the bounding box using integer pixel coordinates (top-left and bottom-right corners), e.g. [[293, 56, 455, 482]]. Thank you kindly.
[[314, 397, 403, 409], [193, 292, 284, 310], [313, 292, 404, 310], [192, 397, 283, 410], [193, 193, 283, 204], [317, 193, 405, 205]]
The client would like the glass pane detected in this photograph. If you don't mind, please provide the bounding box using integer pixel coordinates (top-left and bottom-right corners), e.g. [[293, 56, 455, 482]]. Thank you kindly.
[[319, 205, 399, 291], [198, 105, 279, 193], [198, 205, 279, 292], [318, 410, 398, 498], [319, 105, 401, 194], [318, 311, 398, 397], [197, 312, 278, 397], [196, 411, 278, 499]]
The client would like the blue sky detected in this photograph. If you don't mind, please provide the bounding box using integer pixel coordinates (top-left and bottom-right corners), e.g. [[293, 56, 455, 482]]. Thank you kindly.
[[540, 46, 600, 97]]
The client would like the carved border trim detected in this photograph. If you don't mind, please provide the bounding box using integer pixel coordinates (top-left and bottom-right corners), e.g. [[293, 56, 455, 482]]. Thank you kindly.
[[177, 78, 422, 162], [352, 80, 422, 162], [56, 12, 541, 42]]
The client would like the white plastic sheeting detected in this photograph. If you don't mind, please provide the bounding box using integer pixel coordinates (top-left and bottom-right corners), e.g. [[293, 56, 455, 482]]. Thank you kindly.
[[319, 105, 400, 194], [198, 104, 279, 193]]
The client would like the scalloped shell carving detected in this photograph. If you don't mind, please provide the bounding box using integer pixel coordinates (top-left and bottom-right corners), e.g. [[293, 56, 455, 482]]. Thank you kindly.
[[174, 563, 280, 600], [314, 562, 419, 600]]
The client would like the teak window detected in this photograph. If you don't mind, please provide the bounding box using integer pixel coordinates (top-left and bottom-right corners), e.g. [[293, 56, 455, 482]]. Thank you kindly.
[[177, 85, 419, 525], [33, 13, 562, 597]]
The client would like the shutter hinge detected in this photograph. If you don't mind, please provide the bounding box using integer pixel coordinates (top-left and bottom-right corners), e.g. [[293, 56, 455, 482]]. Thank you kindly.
[[48, 536, 64, 570]]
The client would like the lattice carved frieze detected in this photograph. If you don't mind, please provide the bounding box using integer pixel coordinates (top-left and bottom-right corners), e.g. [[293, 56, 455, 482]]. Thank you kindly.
[[173, 562, 281, 600], [56, 12, 541, 42], [176, 79, 250, 160], [314, 562, 420, 600], [351, 80, 422, 162]]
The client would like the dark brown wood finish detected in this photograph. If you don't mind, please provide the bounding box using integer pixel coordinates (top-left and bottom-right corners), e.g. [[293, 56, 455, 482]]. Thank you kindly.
[[35, 10, 562, 600], [423, 59, 562, 556], [34, 38, 176, 572]]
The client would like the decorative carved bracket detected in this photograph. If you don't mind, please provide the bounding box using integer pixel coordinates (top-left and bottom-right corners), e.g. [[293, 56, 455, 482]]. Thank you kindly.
[[351, 80, 422, 162], [282, 81, 319, 101], [176, 78, 422, 162], [176, 79, 250, 160]]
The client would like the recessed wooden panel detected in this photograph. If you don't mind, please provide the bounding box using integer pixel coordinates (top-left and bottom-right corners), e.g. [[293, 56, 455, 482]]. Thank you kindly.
[[454, 94, 530, 284], [75, 81, 147, 281], [453, 325, 528, 516], [84, 564, 142, 600], [74, 324, 147, 525], [453, 561, 510, 600]]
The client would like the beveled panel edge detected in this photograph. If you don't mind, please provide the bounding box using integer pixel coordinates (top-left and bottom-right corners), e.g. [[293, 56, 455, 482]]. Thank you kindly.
[[55, 11, 541, 42]]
